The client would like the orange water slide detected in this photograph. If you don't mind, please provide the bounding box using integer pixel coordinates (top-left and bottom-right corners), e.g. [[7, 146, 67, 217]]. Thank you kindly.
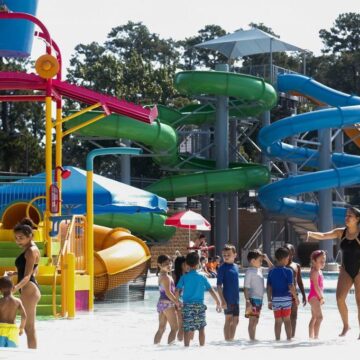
[[93, 225, 151, 296]]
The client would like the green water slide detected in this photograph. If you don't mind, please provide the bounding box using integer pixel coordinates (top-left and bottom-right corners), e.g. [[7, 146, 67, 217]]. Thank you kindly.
[[66, 71, 277, 242]]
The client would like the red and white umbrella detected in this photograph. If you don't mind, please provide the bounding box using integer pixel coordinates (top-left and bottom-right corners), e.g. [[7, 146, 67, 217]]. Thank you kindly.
[[164, 210, 211, 231]]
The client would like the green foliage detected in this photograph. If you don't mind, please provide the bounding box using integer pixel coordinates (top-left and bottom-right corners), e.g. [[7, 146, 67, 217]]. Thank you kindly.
[[0, 58, 45, 174], [178, 25, 228, 70], [319, 13, 360, 54]]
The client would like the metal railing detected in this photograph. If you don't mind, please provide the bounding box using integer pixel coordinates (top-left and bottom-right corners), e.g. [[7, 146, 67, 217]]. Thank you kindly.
[[236, 64, 299, 85], [52, 215, 87, 318]]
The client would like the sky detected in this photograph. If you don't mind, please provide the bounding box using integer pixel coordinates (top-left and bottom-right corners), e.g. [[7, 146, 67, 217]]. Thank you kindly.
[[30, 0, 359, 73]]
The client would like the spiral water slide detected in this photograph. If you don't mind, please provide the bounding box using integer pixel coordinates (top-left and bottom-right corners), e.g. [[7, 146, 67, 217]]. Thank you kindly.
[[67, 71, 278, 241], [258, 74, 360, 224]]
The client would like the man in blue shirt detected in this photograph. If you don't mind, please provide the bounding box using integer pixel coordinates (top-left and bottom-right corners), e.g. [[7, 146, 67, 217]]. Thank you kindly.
[[217, 245, 240, 341], [176, 252, 221, 347]]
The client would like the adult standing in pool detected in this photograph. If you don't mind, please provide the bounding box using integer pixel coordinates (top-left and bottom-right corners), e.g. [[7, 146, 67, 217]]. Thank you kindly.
[[6, 218, 41, 348], [307, 207, 360, 339]]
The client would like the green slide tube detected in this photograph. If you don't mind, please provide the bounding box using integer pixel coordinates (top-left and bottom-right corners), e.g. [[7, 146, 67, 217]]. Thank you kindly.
[[94, 213, 175, 243], [146, 165, 269, 199], [66, 71, 277, 242]]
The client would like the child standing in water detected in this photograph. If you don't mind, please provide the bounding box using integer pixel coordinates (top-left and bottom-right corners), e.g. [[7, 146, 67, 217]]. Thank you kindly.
[[0, 277, 27, 348], [173, 256, 187, 341], [308, 250, 326, 339], [217, 245, 240, 341], [176, 252, 221, 347], [244, 249, 273, 341], [267, 247, 299, 341], [154, 255, 179, 345], [284, 243, 307, 338]]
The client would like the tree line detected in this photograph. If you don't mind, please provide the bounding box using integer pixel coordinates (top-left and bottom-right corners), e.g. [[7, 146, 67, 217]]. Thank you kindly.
[[0, 13, 359, 179]]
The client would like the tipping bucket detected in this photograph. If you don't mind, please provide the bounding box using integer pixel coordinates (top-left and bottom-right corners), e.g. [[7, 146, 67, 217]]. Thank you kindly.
[[0, 0, 38, 57]]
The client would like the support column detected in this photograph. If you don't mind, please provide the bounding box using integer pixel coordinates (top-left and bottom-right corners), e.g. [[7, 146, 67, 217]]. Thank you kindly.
[[121, 139, 131, 184], [318, 128, 335, 262], [289, 108, 298, 176], [214, 63, 229, 255], [334, 131, 345, 210], [200, 125, 211, 244], [229, 119, 239, 254], [261, 111, 272, 258], [334, 130, 344, 258]]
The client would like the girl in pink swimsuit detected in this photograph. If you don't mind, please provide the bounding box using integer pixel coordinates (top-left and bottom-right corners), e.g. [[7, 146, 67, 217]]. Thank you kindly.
[[308, 250, 326, 339]]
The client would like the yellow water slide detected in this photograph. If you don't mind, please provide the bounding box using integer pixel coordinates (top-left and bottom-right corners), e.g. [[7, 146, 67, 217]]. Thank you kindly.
[[93, 225, 151, 296], [0, 202, 151, 297]]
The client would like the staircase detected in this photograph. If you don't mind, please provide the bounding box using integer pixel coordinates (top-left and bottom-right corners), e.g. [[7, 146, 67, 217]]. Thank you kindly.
[[0, 241, 61, 317], [241, 216, 318, 266], [287, 217, 318, 242]]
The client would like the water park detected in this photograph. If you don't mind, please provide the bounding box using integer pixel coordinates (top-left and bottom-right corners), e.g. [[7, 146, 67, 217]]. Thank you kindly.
[[0, 0, 360, 357]]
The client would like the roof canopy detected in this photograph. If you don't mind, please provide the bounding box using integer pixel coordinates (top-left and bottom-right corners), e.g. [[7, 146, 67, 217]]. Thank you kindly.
[[0, 166, 167, 215], [196, 28, 304, 59]]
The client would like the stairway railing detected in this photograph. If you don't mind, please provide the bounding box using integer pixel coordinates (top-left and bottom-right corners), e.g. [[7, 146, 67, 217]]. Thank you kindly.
[[52, 215, 87, 318]]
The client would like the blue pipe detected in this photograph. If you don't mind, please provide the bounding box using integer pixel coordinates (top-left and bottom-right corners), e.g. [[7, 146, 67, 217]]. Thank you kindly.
[[258, 74, 360, 224]]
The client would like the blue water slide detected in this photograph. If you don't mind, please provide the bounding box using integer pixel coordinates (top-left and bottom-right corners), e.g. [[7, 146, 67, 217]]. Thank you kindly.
[[258, 74, 360, 224]]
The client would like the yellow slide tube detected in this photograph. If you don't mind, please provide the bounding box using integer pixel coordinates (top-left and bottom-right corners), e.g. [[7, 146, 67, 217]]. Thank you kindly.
[[93, 225, 150, 294]]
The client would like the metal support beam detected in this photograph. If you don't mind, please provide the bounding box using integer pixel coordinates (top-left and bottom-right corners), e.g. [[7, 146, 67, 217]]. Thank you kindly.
[[318, 128, 335, 262], [214, 63, 229, 255], [121, 139, 131, 184], [229, 119, 239, 254], [261, 111, 272, 258]]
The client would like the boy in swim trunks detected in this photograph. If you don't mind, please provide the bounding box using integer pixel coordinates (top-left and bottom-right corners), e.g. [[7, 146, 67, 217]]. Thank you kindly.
[[284, 243, 306, 338], [267, 247, 299, 341], [0, 276, 27, 348], [175, 252, 221, 347], [244, 249, 273, 340], [217, 245, 240, 341]]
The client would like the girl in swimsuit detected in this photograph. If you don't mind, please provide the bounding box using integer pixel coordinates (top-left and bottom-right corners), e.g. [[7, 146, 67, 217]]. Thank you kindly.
[[308, 250, 326, 339], [5, 218, 41, 349], [173, 256, 187, 341], [153, 255, 179, 345], [307, 207, 360, 339]]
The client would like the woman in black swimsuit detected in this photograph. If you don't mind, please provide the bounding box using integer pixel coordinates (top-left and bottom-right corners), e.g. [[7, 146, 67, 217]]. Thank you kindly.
[[307, 207, 360, 339], [6, 218, 41, 348]]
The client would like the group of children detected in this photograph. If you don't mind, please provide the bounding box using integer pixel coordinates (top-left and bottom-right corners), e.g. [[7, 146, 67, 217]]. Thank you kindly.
[[154, 243, 327, 346]]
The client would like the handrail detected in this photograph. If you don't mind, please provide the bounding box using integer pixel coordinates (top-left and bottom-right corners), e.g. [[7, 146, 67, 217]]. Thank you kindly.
[[271, 226, 285, 253], [52, 218, 72, 317], [243, 224, 263, 251], [51, 215, 86, 318]]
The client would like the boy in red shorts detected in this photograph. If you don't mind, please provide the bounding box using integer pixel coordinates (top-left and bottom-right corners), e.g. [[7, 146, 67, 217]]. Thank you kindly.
[[267, 247, 299, 340]]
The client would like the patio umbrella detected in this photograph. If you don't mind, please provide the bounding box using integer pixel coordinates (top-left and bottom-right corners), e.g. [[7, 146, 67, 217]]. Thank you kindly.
[[0, 166, 168, 215], [165, 210, 211, 230], [165, 209, 211, 243], [195, 28, 305, 81]]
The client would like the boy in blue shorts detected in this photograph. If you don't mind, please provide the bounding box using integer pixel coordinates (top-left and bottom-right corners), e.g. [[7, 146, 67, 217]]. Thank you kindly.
[[176, 252, 221, 347], [244, 249, 273, 340], [267, 247, 299, 341], [217, 245, 239, 341]]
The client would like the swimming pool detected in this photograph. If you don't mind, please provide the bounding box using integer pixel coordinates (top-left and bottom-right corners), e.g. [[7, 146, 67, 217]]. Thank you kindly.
[[6, 287, 358, 360]]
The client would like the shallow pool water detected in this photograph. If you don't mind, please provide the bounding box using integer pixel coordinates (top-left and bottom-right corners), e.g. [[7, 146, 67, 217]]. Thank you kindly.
[[2, 289, 358, 360]]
